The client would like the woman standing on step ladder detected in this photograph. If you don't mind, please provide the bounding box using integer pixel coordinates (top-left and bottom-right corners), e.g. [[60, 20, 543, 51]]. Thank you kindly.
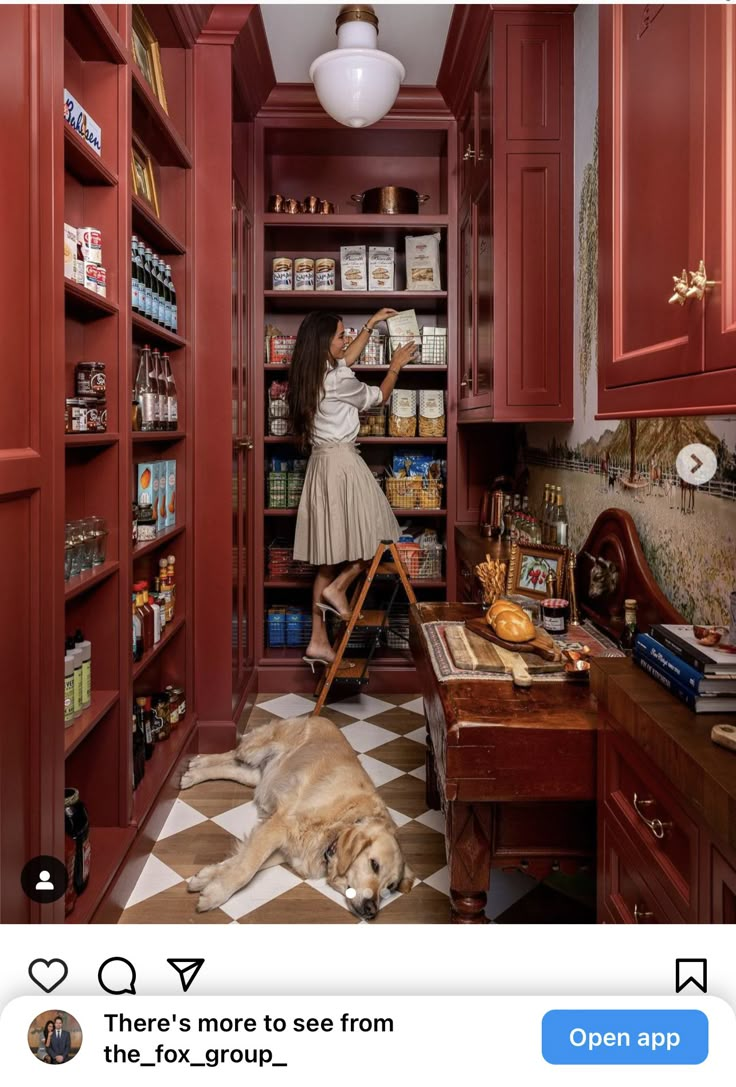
[[288, 309, 417, 670]]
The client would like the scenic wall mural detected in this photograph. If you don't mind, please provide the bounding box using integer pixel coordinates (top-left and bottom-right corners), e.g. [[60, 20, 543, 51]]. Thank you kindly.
[[524, 5, 736, 626]]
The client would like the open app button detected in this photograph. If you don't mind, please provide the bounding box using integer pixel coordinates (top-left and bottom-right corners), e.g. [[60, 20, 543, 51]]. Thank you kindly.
[[542, 1010, 709, 1065]]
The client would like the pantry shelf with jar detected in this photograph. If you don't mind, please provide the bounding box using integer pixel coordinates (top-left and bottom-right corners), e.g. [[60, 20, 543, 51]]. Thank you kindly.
[[252, 107, 457, 690], [0, 3, 207, 924]]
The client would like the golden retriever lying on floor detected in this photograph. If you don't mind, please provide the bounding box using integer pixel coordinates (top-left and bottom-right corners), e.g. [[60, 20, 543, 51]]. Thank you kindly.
[[179, 715, 415, 918]]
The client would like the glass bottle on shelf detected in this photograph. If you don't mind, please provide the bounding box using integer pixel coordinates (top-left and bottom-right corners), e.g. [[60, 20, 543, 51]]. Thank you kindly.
[[134, 582, 154, 651], [161, 352, 177, 431], [620, 598, 639, 653], [146, 247, 160, 324], [132, 593, 142, 662], [539, 483, 549, 526], [554, 488, 568, 546], [151, 348, 165, 430], [134, 345, 156, 432], [142, 246, 153, 321], [165, 264, 178, 333], [135, 696, 154, 760], [131, 236, 141, 314], [158, 258, 171, 330]]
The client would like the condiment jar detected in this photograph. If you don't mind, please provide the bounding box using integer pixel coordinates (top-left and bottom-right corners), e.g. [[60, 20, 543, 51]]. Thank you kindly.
[[75, 361, 106, 400], [541, 598, 569, 634]]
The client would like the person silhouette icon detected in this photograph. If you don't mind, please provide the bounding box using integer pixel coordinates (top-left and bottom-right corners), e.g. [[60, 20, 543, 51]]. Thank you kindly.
[[35, 870, 55, 891]]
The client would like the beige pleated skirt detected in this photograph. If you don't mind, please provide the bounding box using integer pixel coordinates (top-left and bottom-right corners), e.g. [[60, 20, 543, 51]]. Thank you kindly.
[[293, 442, 400, 565]]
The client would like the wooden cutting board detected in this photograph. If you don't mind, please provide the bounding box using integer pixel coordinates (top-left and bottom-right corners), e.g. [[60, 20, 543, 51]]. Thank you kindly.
[[465, 616, 562, 663], [444, 626, 506, 672]]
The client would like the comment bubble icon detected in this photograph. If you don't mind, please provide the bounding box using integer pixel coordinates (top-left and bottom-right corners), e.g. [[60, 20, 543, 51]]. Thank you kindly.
[[98, 957, 137, 996]]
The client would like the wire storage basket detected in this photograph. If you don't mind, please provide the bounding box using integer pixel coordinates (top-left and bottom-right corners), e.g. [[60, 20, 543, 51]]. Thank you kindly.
[[358, 405, 386, 436], [420, 327, 447, 366], [266, 539, 313, 580], [389, 332, 422, 364], [266, 607, 312, 648], [385, 477, 443, 510], [396, 535, 444, 579]]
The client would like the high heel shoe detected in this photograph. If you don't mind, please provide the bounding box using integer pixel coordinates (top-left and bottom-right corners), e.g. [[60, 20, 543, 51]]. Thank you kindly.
[[302, 656, 333, 673], [316, 602, 351, 621]]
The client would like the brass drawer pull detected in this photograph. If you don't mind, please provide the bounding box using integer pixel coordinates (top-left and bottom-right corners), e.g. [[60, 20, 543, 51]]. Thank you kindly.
[[633, 902, 653, 924], [633, 792, 672, 840]]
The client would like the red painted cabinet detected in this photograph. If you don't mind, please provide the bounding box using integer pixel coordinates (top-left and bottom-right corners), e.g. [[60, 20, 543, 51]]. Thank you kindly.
[[457, 12, 573, 423], [598, 5, 736, 417]]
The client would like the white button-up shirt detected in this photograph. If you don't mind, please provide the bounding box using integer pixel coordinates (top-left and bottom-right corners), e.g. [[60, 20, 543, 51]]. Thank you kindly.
[[311, 361, 383, 446]]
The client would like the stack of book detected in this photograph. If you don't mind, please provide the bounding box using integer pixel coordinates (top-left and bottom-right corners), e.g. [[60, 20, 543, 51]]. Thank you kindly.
[[633, 625, 736, 713]]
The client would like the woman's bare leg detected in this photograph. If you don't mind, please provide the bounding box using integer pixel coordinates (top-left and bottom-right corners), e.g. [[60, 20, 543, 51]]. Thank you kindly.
[[305, 564, 336, 661], [322, 559, 368, 619]]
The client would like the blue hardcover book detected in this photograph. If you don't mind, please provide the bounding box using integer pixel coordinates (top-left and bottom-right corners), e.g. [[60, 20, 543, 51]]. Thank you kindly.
[[634, 634, 736, 694], [633, 652, 736, 713]]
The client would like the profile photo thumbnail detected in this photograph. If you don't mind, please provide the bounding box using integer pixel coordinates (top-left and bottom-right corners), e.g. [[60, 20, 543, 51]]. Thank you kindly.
[[28, 1011, 83, 1065]]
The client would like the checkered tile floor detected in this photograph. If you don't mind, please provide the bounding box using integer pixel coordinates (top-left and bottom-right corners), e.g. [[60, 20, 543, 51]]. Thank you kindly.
[[118, 693, 574, 925]]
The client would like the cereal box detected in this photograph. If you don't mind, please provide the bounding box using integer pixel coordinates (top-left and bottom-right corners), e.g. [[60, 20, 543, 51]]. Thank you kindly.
[[165, 459, 177, 530]]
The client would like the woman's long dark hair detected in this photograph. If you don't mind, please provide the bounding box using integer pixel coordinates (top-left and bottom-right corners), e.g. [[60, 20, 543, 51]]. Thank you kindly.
[[287, 312, 341, 451], [44, 1021, 54, 1039]]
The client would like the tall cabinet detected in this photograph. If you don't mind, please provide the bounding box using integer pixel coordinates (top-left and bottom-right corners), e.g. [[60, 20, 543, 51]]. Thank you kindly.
[[250, 97, 457, 692], [598, 5, 736, 417], [441, 8, 574, 425], [2, 4, 202, 923]]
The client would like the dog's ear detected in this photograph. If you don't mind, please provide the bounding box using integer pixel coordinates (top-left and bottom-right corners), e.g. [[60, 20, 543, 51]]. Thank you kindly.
[[335, 825, 368, 877], [398, 862, 416, 894]]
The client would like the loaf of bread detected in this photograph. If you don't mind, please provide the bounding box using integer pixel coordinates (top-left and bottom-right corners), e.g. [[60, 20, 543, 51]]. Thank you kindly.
[[487, 600, 535, 643]]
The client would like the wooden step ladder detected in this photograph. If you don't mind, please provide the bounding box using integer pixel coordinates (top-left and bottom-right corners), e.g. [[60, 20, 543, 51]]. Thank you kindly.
[[314, 539, 417, 713]]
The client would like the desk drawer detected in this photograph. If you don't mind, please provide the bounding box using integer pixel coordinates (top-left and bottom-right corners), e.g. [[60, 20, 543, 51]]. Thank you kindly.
[[602, 725, 697, 921], [601, 817, 673, 924]]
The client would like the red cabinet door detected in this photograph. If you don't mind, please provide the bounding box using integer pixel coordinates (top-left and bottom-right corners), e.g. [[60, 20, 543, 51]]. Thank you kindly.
[[597, 6, 724, 417], [704, 7, 736, 379]]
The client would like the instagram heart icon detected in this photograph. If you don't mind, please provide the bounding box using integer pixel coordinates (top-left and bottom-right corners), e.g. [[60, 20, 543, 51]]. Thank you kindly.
[[28, 958, 68, 994]]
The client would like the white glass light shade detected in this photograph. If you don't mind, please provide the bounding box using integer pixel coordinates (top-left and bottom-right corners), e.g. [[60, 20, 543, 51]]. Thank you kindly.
[[309, 48, 406, 129]]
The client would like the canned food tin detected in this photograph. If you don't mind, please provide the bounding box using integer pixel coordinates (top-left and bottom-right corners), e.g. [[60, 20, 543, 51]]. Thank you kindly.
[[95, 265, 107, 297], [272, 257, 293, 290], [315, 258, 336, 291], [294, 257, 315, 290], [77, 227, 102, 263]]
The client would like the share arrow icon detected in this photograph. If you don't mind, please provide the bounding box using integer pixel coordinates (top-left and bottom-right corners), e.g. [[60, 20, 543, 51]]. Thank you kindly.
[[167, 958, 205, 993]]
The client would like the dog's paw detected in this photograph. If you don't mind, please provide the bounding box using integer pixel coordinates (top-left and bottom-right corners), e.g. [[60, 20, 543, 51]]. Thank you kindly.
[[188, 864, 219, 892], [196, 881, 229, 913], [179, 769, 198, 790]]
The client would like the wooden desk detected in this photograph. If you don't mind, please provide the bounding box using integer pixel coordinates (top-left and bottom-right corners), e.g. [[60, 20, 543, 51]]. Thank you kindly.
[[410, 601, 598, 923]]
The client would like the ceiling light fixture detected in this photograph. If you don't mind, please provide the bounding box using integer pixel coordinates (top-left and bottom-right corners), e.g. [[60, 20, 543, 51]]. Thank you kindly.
[[309, 5, 405, 129]]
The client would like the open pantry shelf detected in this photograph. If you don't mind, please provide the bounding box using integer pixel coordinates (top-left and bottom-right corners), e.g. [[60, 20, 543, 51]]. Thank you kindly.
[[264, 364, 448, 373], [64, 280, 118, 321], [65, 433, 119, 447], [264, 214, 450, 230], [132, 312, 187, 349], [132, 712, 197, 827], [64, 560, 119, 602], [63, 4, 127, 64], [132, 615, 186, 680], [132, 67, 193, 169], [65, 826, 137, 924], [132, 195, 186, 255], [64, 690, 120, 757], [264, 290, 448, 313], [264, 436, 447, 445], [64, 125, 118, 186], [132, 524, 185, 560], [132, 431, 186, 443]]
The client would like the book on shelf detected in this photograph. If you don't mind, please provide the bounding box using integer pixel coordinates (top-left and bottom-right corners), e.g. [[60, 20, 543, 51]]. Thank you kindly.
[[649, 624, 736, 676], [633, 651, 736, 713], [635, 634, 736, 695]]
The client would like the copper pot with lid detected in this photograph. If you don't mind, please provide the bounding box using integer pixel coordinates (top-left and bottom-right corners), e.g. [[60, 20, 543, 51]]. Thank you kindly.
[[351, 186, 430, 215]]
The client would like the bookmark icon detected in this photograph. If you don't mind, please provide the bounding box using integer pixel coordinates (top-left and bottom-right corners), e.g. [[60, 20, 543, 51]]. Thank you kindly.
[[167, 958, 205, 993]]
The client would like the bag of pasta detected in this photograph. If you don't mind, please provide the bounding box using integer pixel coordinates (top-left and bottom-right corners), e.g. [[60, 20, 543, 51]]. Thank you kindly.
[[388, 389, 417, 437], [418, 389, 445, 437]]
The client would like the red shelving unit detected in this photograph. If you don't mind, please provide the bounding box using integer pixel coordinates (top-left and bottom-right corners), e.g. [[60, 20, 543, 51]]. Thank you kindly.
[[256, 115, 456, 691]]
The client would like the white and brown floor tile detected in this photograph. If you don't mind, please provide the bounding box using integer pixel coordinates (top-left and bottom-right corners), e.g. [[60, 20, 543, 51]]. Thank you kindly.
[[118, 692, 594, 924]]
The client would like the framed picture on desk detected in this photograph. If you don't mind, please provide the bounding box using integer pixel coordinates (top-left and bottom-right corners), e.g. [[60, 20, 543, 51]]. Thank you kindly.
[[507, 541, 569, 599]]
